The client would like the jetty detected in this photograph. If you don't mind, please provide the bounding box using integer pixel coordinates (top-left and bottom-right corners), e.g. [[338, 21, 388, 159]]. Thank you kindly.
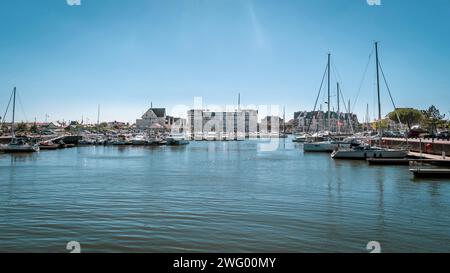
[[410, 168, 450, 178]]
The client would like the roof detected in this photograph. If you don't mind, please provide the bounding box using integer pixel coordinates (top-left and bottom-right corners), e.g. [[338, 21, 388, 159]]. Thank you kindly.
[[142, 108, 166, 119], [151, 108, 166, 117]]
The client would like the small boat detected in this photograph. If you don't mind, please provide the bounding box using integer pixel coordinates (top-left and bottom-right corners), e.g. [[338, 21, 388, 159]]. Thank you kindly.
[[39, 141, 59, 150], [292, 134, 308, 143], [131, 134, 148, 145], [193, 132, 203, 141], [166, 134, 189, 146], [112, 134, 132, 145], [204, 132, 217, 141]]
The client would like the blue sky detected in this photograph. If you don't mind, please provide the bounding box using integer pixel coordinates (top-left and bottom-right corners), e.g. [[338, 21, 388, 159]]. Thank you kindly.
[[1, 0, 449, 123]]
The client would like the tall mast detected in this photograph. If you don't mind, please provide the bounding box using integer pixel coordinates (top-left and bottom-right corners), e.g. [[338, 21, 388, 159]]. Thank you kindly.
[[238, 93, 241, 111], [366, 103, 370, 132], [11, 87, 16, 139], [283, 106, 286, 134], [96, 104, 101, 132], [327, 53, 331, 132], [337, 82, 340, 135], [375, 42, 382, 138]]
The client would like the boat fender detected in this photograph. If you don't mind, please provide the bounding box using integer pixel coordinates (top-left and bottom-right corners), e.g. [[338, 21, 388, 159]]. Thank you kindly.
[[425, 143, 433, 153]]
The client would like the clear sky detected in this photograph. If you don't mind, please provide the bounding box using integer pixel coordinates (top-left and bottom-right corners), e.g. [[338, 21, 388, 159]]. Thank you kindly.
[[1, 0, 449, 124]]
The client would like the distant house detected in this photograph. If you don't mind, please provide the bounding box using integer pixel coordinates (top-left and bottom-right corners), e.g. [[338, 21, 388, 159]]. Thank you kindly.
[[293, 110, 359, 133], [34, 122, 59, 130], [260, 116, 284, 133], [136, 108, 166, 129]]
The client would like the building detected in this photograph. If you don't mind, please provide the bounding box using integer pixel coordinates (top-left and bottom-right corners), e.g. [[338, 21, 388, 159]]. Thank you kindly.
[[259, 116, 284, 134], [136, 108, 166, 130], [293, 110, 359, 133], [187, 109, 258, 139]]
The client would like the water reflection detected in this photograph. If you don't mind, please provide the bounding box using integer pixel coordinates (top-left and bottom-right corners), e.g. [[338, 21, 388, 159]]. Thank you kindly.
[[0, 139, 449, 252]]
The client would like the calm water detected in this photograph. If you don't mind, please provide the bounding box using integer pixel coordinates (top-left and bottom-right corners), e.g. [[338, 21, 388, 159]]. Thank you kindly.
[[1, 138, 449, 253]]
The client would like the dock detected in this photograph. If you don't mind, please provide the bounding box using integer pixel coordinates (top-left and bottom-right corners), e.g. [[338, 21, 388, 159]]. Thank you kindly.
[[410, 168, 450, 178]]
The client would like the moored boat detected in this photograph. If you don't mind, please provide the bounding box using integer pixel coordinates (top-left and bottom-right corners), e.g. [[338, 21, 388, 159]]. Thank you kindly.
[[166, 134, 189, 146], [331, 145, 408, 159], [1, 87, 39, 153]]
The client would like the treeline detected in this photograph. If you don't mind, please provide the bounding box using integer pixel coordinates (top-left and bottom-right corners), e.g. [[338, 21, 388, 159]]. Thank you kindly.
[[386, 105, 449, 133]]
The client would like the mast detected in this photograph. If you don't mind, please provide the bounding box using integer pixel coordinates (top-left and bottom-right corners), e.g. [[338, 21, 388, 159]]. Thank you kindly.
[[97, 104, 100, 126], [96, 104, 101, 132], [238, 93, 241, 111], [337, 82, 340, 135], [327, 53, 331, 132], [375, 42, 382, 140], [283, 106, 286, 134], [366, 103, 370, 133], [11, 87, 16, 139]]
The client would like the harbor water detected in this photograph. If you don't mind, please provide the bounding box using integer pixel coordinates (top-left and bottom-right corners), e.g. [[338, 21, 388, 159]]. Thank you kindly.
[[1, 138, 449, 252]]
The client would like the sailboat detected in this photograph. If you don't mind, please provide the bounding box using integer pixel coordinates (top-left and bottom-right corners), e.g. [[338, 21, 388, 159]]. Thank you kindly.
[[279, 107, 288, 138], [331, 42, 408, 159], [303, 53, 351, 152], [0, 87, 39, 153]]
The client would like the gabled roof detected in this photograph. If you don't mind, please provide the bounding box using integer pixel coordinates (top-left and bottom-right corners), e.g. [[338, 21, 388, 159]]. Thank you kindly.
[[142, 108, 166, 119]]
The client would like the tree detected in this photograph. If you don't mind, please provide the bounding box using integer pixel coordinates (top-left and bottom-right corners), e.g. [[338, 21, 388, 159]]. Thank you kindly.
[[387, 108, 423, 130], [30, 124, 39, 134], [422, 105, 445, 134], [371, 118, 390, 131], [16, 122, 28, 132]]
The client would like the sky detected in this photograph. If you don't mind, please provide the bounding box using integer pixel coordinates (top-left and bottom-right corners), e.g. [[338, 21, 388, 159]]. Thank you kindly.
[[0, 0, 449, 124]]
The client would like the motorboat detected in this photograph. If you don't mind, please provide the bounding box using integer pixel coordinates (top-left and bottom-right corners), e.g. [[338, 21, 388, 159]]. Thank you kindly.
[[131, 134, 148, 145], [166, 134, 189, 145]]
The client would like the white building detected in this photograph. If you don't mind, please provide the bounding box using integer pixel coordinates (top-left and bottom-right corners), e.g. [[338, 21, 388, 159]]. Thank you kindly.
[[187, 109, 258, 140]]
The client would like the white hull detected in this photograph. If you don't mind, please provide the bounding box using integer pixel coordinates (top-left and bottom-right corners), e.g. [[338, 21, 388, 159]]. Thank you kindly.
[[303, 142, 350, 153], [166, 134, 190, 145], [332, 148, 408, 159], [0, 144, 39, 153]]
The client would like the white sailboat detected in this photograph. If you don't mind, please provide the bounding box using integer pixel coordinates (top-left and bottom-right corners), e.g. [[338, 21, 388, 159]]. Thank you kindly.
[[303, 54, 341, 152], [0, 87, 39, 153], [332, 42, 408, 159]]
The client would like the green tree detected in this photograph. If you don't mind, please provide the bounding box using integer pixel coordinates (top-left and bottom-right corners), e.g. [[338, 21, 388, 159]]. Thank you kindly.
[[30, 123, 39, 134], [371, 118, 390, 131], [388, 108, 423, 130], [16, 122, 28, 132], [422, 105, 445, 134]]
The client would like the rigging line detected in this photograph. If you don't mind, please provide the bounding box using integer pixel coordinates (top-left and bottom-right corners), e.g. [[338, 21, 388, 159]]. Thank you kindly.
[[307, 62, 328, 134], [352, 47, 374, 113], [1, 89, 14, 126], [17, 91, 29, 122], [338, 84, 354, 134], [379, 61, 403, 129]]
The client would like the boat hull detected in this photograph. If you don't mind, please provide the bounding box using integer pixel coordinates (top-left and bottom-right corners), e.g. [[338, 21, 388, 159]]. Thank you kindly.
[[303, 142, 350, 153], [0, 145, 39, 153], [332, 149, 408, 159], [167, 139, 189, 146]]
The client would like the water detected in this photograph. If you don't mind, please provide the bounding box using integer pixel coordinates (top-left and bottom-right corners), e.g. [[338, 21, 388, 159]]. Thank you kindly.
[[1, 138, 449, 253]]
